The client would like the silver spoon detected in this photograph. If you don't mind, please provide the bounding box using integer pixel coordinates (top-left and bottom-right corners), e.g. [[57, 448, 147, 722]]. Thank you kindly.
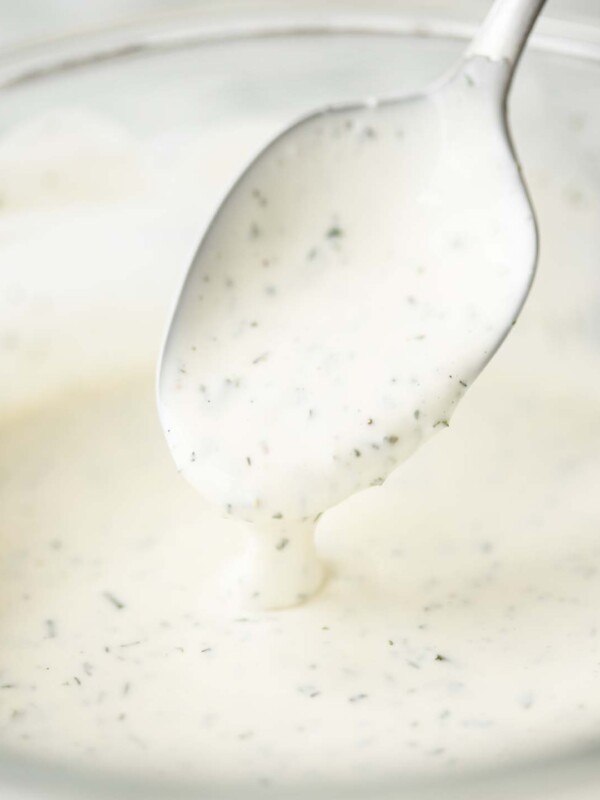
[[158, 0, 546, 610]]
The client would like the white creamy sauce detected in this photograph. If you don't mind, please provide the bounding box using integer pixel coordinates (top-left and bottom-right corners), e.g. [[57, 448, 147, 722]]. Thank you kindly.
[[0, 52, 599, 792], [159, 59, 535, 609]]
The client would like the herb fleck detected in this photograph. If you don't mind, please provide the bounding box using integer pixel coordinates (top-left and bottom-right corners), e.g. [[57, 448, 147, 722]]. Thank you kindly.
[[298, 684, 320, 698], [251, 188, 268, 207], [103, 592, 125, 610]]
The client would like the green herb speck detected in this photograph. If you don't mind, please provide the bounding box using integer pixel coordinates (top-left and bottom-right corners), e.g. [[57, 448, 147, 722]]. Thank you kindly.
[[103, 592, 125, 610]]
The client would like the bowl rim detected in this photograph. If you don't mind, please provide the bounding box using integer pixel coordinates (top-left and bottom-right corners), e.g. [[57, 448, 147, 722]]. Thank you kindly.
[[0, 0, 599, 91]]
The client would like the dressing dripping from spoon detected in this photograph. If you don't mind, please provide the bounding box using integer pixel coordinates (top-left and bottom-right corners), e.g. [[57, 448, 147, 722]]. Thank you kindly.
[[158, 0, 544, 609]]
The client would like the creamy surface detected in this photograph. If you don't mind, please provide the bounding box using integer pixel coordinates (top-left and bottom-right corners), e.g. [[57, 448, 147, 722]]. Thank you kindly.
[[0, 46, 600, 795], [159, 58, 536, 609]]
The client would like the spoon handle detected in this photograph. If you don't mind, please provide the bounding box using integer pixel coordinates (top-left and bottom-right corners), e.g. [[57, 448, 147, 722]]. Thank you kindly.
[[465, 0, 546, 69]]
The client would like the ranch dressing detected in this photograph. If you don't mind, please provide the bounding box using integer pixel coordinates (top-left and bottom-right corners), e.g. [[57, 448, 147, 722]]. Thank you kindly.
[[159, 58, 535, 609], [0, 47, 599, 796]]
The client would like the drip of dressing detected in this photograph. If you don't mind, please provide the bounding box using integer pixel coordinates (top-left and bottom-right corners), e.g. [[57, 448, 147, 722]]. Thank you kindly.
[[159, 59, 535, 609]]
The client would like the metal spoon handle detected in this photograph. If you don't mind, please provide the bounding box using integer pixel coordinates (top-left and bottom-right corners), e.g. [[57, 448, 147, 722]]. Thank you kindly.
[[465, 0, 546, 69]]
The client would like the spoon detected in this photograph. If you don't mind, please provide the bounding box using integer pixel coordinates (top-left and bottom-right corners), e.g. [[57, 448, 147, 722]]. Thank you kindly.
[[158, 0, 545, 610]]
